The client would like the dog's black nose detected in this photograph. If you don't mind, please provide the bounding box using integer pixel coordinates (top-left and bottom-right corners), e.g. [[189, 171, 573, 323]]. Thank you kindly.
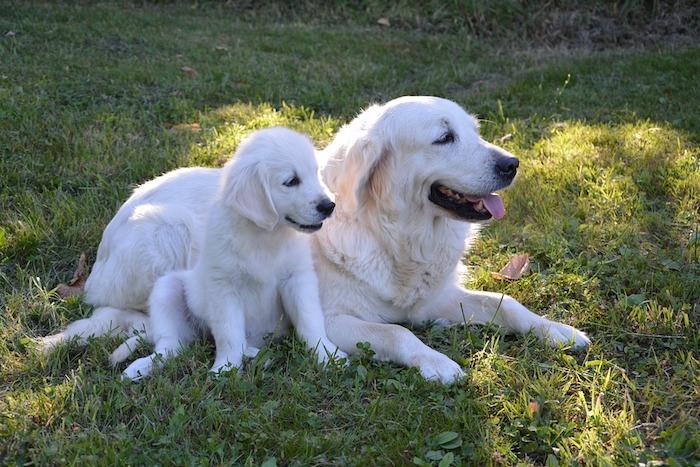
[[316, 199, 335, 217], [496, 157, 519, 179]]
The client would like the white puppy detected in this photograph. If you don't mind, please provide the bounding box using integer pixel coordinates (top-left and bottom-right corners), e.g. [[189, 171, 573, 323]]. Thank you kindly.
[[315, 96, 590, 383], [122, 127, 346, 379], [122, 127, 345, 379]]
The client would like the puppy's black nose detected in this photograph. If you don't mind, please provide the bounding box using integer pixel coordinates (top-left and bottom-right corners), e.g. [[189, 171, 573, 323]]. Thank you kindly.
[[496, 157, 519, 179], [316, 199, 335, 217]]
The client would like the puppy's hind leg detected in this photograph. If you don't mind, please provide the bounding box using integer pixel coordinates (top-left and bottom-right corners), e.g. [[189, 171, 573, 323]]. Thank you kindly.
[[37, 306, 144, 354], [122, 272, 195, 381], [109, 311, 152, 366]]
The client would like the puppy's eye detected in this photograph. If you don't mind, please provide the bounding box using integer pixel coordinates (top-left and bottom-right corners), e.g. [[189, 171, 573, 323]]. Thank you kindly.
[[283, 176, 300, 187], [433, 131, 455, 145]]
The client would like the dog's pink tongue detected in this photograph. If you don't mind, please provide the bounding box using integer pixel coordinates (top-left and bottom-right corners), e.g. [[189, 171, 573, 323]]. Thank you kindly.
[[467, 193, 506, 219]]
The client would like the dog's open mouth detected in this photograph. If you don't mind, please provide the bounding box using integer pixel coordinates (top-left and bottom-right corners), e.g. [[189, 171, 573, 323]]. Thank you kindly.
[[285, 216, 323, 232], [428, 183, 506, 221]]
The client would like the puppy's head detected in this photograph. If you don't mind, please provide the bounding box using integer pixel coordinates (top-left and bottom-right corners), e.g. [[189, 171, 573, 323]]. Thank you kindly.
[[221, 127, 334, 233], [322, 96, 518, 222]]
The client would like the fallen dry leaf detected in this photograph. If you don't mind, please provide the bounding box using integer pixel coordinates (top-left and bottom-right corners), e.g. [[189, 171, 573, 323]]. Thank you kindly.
[[377, 17, 390, 27], [490, 253, 530, 281], [56, 252, 88, 298], [527, 400, 540, 416], [180, 66, 197, 76]]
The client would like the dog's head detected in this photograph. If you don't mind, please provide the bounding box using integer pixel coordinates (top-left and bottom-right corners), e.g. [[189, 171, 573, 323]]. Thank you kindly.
[[322, 96, 518, 222], [221, 127, 335, 232]]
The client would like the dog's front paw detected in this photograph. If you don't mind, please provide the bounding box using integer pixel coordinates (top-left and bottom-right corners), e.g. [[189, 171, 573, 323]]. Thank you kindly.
[[209, 356, 243, 375], [122, 354, 158, 381], [536, 320, 591, 350], [410, 350, 465, 384], [314, 339, 349, 365], [109, 335, 142, 367], [35, 333, 66, 355], [243, 346, 260, 359]]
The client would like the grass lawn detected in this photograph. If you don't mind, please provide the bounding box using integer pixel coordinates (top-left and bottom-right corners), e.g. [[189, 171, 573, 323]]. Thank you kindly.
[[1, 2, 699, 465]]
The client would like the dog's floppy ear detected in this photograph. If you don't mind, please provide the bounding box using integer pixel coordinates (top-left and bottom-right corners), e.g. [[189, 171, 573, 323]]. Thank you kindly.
[[346, 135, 388, 209], [323, 106, 389, 211], [221, 161, 279, 231]]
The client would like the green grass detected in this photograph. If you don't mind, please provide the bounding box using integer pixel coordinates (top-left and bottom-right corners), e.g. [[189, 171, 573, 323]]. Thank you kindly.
[[1, 2, 699, 465]]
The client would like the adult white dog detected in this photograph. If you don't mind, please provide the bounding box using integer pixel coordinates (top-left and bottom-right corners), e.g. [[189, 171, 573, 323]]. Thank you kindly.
[[315, 96, 589, 383], [40, 97, 589, 384], [120, 127, 344, 380]]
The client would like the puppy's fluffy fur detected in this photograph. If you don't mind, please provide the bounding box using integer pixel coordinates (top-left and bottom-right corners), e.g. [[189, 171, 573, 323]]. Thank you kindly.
[[41, 97, 589, 384], [122, 127, 345, 379], [124, 127, 347, 379]]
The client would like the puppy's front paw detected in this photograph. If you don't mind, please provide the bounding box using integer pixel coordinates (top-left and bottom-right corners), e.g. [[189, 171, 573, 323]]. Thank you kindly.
[[410, 350, 465, 384], [243, 346, 260, 359], [122, 354, 157, 381], [209, 357, 243, 375], [537, 320, 591, 350]]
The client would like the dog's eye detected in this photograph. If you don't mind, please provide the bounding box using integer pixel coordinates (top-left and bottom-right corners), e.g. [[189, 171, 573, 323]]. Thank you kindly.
[[433, 131, 455, 145], [283, 175, 300, 187]]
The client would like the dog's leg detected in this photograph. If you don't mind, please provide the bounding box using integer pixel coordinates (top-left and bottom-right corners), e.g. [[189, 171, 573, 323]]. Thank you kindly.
[[122, 273, 195, 380], [202, 291, 247, 374], [326, 313, 465, 384], [109, 335, 141, 366], [108, 311, 151, 366], [280, 271, 348, 364], [420, 286, 590, 349], [37, 306, 145, 353]]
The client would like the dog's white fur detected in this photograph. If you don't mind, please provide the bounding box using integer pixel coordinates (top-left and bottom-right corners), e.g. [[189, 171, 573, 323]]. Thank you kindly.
[[40, 97, 589, 384], [314, 96, 589, 383], [121, 127, 345, 379]]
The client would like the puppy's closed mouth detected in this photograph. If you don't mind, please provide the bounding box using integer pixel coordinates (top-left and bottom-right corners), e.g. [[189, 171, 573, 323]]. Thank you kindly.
[[429, 182, 506, 221], [285, 216, 323, 232]]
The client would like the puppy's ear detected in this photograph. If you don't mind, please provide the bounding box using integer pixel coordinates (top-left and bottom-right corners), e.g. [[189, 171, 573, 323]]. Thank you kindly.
[[221, 162, 279, 231]]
